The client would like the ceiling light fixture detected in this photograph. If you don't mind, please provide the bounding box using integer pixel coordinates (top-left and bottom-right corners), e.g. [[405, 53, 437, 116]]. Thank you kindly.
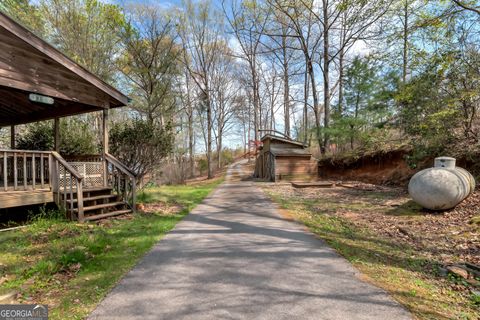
[[29, 93, 54, 105]]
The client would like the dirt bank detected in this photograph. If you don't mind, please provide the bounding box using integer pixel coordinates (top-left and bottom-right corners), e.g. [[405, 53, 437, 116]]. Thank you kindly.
[[318, 149, 420, 186], [318, 147, 480, 187]]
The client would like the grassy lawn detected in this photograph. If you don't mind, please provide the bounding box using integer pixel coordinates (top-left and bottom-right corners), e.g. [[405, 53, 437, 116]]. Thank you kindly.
[[0, 176, 223, 320], [262, 184, 479, 320]]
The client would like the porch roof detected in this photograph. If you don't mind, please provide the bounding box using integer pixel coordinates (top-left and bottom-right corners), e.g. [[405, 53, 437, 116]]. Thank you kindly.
[[0, 12, 129, 127]]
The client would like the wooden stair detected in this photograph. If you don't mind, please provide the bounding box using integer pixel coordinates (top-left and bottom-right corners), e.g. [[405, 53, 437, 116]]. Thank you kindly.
[[62, 187, 132, 221]]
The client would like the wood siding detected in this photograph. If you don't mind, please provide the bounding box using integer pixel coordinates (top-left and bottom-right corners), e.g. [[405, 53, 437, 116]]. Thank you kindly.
[[254, 135, 318, 182], [275, 156, 318, 181]]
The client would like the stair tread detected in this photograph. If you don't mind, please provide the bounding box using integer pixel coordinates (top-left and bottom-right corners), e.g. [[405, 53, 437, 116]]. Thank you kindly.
[[61, 187, 113, 200], [83, 187, 113, 192], [83, 209, 132, 221], [67, 194, 117, 203], [74, 201, 125, 212]]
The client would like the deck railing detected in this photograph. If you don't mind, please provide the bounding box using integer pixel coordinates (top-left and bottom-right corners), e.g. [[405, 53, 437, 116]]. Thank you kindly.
[[0, 150, 52, 191], [0, 149, 85, 220], [0, 150, 136, 220]]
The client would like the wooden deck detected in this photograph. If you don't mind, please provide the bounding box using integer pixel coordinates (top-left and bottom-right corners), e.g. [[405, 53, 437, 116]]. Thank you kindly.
[[0, 189, 53, 209]]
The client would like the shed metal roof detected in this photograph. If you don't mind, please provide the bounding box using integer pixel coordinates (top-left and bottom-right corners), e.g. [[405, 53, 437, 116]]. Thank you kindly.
[[270, 145, 312, 157], [261, 134, 306, 148]]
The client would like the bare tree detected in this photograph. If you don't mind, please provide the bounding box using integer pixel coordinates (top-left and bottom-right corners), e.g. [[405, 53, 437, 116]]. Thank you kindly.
[[211, 44, 240, 168], [223, 0, 270, 142], [261, 8, 299, 137], [178, 67, 197, 177], [268, 0, 323, 151], [177, 0, 224, 179]]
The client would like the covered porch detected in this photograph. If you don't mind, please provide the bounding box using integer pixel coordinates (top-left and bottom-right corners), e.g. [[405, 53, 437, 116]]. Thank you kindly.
[[0, 12, 136, 221]]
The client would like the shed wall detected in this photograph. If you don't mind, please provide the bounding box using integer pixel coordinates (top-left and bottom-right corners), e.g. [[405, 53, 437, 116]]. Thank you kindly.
[[275, 156, 318, 181]]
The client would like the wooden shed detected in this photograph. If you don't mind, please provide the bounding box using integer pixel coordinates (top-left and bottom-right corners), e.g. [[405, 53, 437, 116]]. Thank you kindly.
[[254, 134, 318, 182]]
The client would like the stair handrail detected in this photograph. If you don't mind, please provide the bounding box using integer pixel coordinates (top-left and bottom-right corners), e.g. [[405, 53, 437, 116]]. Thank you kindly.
[[51, 152, 84, 181], [50, 151, 85, 221], [105, 153, 136, 178], [104, 153, 136, 212]]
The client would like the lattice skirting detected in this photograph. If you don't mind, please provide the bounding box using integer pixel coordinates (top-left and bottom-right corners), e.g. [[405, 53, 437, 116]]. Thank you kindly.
[[60, 162, 104, 188]]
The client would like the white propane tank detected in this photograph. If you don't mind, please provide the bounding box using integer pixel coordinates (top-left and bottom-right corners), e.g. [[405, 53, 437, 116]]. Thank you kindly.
[[408, 157, 475, 210]]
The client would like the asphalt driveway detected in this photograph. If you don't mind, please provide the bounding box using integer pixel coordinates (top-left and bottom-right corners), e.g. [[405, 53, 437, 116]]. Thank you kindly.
[[89, 161, 411, 320]]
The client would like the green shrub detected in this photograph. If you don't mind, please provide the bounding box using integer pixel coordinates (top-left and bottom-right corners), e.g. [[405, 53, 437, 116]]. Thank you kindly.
[[60, 119, 98, 155], [110, 119, 174, 180], [17, 121, 53, 151], [16, 119, 97, 155]]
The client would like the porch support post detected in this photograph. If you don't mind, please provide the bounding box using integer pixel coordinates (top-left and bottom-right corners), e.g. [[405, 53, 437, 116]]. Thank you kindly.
[[102, 109, 109, 186], [102, 109, 109, 154], [54, 118, 60, 152], [10, 125, 15, 149]]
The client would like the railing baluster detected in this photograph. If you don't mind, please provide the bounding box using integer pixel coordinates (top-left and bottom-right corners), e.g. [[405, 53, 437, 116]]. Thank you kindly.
[[132, 177, 136, 212], [23, 152, 27, 190], [32, 153, 36, 190], [69, 175, 73, 219], [48, 154, 53, 191], [117, 169, 120, 194], [63, 169, 67, 210], [103, 158, 108, 187], [55, 160, 60, 204], [123, 174, 128, 202], [13, 153, 17, 191], [3, 152, 7, 191], [77, 180, 84, 222], [40, 154, 44, 189]]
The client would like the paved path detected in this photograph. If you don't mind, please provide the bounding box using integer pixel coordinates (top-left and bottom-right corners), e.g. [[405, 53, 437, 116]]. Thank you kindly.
[[89, 162, 411, 320]]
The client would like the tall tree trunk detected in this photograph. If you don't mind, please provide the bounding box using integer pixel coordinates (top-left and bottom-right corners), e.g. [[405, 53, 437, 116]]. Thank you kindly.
[[217, 99, 223, 170], [251, 56, 260, 142], [322, 0, 330, 156], [338, 12, 346, 115], [270, 82, 275, 131], [207, 102, 212, 179], [402, 0, 408, 84], [247, 100, 252, 162], [303, 63, 309, 144], [242, 119, 247, 155], [205, 87, 213, 179], [217, 132, 222, 169], [307, 58, 321, 152], [185, 71, 195, 178], [338, 49, 344, 115], [282, 31, 290, 138], [188, 111, 194, 177]]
